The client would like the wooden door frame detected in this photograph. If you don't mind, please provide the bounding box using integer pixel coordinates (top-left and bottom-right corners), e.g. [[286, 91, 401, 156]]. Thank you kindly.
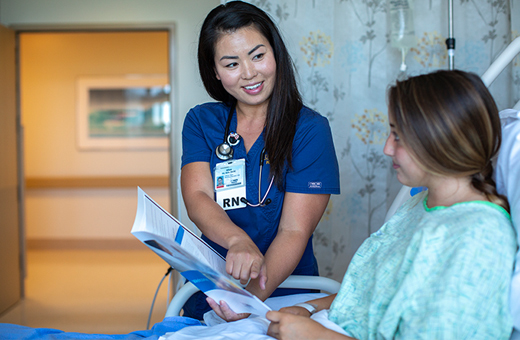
[[0, 23, 23, 314]]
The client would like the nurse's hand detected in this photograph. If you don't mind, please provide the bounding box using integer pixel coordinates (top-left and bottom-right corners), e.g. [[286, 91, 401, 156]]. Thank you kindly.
[[226, 236, 267, 288], [207, 297, 250, 322]]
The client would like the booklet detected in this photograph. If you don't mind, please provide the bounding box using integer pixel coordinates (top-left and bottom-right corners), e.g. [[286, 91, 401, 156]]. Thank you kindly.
[[131, 187, 271, 316]]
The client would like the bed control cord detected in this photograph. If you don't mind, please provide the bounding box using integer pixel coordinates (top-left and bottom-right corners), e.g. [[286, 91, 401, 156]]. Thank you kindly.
[[147, 267, 173, 330]]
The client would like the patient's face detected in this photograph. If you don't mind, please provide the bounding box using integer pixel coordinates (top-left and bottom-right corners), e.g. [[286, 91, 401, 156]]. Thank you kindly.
[[384, 118, 428, 188]]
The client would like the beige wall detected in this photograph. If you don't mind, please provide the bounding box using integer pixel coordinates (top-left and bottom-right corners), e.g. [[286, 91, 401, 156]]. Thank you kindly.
[[21, 31, 169, 178], [0, 0, 220, 243], [0, 0, 218, 125], [21, 31, 170, 242]]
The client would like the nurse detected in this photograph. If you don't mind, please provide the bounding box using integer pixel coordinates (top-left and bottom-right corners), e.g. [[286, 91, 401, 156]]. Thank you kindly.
[[180, 1, 340, 320]]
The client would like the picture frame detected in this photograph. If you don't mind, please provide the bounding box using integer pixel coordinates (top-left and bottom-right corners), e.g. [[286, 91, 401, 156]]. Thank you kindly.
[[76, 75, 170, 150]]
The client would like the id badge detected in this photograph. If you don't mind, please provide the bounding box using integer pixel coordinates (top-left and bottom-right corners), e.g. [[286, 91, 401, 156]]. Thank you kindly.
[[214, 159, 247, 210]]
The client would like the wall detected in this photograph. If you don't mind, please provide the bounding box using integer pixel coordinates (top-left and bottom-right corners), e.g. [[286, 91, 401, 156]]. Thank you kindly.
[[20, 31, 169, 178], [0, 0, 219, 245], [20, 31, 169, 242], [0, 0, 217, 122]]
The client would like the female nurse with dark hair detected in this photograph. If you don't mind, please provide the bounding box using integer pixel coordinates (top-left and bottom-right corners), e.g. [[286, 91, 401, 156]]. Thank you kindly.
[[180, 1, 340, 321]]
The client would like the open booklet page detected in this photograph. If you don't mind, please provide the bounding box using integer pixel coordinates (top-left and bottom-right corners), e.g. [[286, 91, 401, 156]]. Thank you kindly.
[[131, 187, 271, 316]]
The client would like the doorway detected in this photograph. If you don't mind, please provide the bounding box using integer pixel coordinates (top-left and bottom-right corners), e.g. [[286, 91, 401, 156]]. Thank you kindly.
[[0, 27, 176, 320], [0, 25, 176, 319], [20, 30, 172, 248]]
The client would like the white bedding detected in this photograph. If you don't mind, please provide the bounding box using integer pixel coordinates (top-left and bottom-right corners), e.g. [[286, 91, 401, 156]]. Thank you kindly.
[[159, 293, 350, 340], [159, 309, 348, 340], [496, 109, 520, 338]]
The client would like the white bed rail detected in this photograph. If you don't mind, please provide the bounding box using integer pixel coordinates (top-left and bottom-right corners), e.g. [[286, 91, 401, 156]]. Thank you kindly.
[[164, 275, 341, 318], [481, 36, 520, 87]]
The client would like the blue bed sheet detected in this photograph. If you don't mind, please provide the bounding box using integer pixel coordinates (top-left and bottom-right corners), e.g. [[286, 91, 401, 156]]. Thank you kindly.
[[0, 317, 203, 340]]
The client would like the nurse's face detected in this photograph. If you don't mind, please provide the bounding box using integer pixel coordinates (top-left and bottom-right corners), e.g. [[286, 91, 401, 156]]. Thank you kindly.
[[213, 25, 276, 113], [383, 116, 429, 188]]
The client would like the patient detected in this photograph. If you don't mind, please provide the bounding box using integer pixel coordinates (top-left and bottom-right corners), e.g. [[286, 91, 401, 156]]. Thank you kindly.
[[266, 70, 518, 339]]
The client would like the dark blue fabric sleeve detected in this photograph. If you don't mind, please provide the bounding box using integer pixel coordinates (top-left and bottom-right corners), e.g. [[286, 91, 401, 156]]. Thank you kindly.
[[181, 107, 212, 168], [285, 109, 340, 194]]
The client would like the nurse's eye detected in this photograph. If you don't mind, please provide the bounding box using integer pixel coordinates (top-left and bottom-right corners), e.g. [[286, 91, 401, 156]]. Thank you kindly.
[[225, 62, 238, 68], [393, 131, 400, 141], [253, 52, 265, 60]]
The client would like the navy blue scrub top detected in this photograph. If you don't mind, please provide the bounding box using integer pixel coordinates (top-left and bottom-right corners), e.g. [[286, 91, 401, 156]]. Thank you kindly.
[[181, 102, 340, 282]]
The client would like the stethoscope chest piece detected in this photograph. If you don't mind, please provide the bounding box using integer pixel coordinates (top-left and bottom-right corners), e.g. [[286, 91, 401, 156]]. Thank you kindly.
[[216, 104, 241, 161], [216, 142, 233, 160]]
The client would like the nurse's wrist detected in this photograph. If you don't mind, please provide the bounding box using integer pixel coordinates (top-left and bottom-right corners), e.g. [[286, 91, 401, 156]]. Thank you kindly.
[[227, 233, 254, 249], [246, 282, 270, 301]]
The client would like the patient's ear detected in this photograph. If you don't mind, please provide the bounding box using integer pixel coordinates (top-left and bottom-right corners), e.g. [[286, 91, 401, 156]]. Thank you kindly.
[[215, 68, 221, 81]]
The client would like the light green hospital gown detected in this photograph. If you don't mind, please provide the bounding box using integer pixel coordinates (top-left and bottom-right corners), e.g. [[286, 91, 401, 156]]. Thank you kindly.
[[329, 191, 517, 340]]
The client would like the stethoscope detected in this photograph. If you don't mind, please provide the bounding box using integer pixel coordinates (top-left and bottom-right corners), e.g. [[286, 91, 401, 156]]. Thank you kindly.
[[215, 104, 274, 207], [215, 104, 241, 161]]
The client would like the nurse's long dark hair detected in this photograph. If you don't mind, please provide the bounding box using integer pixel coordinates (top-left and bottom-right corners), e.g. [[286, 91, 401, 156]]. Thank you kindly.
[[198, 1, 302, 187], [388, 70, 509, 212]]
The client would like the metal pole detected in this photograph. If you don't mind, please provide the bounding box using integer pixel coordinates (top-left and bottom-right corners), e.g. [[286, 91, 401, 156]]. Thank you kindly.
[[446, 0, 455, 70]]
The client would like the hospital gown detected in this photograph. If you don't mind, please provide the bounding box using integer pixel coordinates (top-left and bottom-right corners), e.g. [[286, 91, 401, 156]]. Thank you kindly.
[[329, 191, 517, 340]]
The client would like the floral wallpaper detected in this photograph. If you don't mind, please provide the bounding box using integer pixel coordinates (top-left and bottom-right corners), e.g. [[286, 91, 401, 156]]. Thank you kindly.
[[233, 0, 520, 282]]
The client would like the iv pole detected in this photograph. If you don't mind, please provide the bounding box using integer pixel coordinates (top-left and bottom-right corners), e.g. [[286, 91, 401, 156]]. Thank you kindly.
[[446, 0, 455, 70]]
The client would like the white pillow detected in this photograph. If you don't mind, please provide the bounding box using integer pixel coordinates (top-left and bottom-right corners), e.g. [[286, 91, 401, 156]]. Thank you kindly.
[[495, 109, 520, 332]]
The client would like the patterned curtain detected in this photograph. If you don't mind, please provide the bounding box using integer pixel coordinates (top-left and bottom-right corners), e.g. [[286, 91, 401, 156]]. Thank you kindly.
[[233, 0, 520, 282]]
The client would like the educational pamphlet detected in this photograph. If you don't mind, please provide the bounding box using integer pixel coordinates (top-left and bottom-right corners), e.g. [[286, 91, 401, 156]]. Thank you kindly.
[[131, 187, 271, 316]]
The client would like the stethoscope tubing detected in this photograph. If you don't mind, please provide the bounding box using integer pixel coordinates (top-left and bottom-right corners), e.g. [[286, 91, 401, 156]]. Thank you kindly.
[[217, 104, 274, 207], [244, 158, 274, 207]]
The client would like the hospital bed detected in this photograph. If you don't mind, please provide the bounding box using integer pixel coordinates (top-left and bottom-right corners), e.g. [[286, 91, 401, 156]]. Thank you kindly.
[[166, 34, 520, 318], [159, 37, 520, 339], [164, 101, 520, 339], [159, 109, 520, 338]]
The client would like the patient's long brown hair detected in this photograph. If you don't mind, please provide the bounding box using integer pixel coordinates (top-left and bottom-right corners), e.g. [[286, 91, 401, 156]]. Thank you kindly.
[[388, 70, 509, 212]]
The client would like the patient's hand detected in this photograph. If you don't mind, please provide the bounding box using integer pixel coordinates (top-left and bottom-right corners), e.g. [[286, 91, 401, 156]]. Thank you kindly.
[[266, 311, 354, 340], [206, 297, 250, 322], [277, 306, 312, 317]]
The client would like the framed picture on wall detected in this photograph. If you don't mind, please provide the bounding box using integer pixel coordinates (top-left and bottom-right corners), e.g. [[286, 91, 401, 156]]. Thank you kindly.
[[76, 75, 170, 150]]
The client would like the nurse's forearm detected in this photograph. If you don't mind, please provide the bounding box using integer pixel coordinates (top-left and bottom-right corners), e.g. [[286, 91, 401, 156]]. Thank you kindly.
[[181, 162, 251, 249], [246, 228, 310, 300], [246, 192, 330, 301], [184, 190, 251, 249]]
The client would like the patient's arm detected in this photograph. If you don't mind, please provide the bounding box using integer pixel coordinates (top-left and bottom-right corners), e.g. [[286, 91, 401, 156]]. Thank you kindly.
[[266, 311, 357, 340], [208, 293, 337, 323], [278, 294, 336, 317]]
